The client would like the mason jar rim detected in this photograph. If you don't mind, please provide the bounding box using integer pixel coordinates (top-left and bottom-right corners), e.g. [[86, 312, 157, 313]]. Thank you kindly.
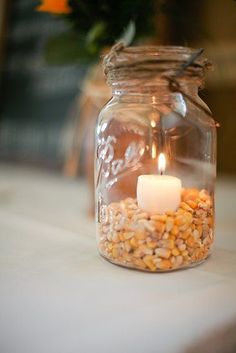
[[103, 45, 212, 88], [120, 45, 200, 55], [104, 45, 210, 68]]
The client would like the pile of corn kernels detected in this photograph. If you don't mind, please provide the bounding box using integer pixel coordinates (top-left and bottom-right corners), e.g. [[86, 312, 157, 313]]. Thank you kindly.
[[98, 188, 214, 271]]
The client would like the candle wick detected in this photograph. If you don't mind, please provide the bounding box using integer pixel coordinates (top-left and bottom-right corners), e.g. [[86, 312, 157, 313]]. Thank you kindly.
[[161, 171, 163, 176]]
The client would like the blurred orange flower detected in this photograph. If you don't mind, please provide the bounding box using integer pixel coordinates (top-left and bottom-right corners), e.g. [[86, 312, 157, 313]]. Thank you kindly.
[[36, 0, 71, 14]]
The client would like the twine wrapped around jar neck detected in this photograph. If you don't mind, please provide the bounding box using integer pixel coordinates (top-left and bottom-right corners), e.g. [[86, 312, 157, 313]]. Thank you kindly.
[[104, 43, 211, 85], [103, 42, 218, 122]]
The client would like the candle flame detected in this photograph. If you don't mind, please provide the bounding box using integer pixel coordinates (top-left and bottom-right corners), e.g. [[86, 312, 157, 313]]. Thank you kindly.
[[158, 153, 166, 175]]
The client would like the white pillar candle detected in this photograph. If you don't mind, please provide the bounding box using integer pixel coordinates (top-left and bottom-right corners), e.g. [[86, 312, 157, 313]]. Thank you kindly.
[[137, 153, 182, 214]]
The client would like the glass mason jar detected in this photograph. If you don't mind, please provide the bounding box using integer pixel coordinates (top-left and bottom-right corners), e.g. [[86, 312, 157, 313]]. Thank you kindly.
[[95, 46, 216, 272]]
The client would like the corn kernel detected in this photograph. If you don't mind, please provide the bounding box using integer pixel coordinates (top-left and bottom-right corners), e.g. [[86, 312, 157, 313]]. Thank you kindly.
[[171, 225, 179, 236], [172, 247, 180, 256], [155, 221, 165, 234], [186, 200, 197, 209], [151, 214, 167, 222], [186, 236, 195, 247], [147, 240, 158, 249], [155, 248, 171, 259], [143, 255, 156, 271], [156, 259, 171, 270], [112, 248, 119, 258], [134, 258, 146, 269], [135, 230, 146, 240], [169, 235, 176, 242], [130, 237, 139, 248], [180, 202, 194, 212], [181, 250, 189, 257]]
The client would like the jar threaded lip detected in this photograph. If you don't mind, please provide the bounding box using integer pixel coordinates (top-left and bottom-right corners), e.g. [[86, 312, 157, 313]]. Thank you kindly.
[[103, 45, 212, 87]]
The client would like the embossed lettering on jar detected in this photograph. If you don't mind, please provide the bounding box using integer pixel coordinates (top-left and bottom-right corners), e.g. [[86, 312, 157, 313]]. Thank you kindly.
[[95, 46, 217, 272]]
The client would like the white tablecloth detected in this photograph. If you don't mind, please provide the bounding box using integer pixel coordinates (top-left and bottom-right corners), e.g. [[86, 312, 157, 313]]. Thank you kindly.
[[0, 163, 236, 353]]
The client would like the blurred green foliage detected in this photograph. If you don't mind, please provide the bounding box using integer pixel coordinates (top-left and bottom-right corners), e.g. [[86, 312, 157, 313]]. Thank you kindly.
[[44, 0, 156, 65]]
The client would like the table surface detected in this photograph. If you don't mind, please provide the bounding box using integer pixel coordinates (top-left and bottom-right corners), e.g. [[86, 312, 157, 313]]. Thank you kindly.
[[0, 163, 236, 353]]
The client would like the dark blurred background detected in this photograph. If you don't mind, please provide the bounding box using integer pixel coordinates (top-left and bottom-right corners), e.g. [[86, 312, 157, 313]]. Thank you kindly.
[[0, 0, 236, 174], [0, 0, 87, 169]]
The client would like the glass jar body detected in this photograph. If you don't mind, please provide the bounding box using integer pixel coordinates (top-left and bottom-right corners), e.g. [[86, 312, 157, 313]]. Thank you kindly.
[[95, 75, 216, 272]]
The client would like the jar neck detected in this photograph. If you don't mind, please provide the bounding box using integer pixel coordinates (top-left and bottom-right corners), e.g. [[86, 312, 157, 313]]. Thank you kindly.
[[104, 45, 210, 99], [112, 78, 199, 100]]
